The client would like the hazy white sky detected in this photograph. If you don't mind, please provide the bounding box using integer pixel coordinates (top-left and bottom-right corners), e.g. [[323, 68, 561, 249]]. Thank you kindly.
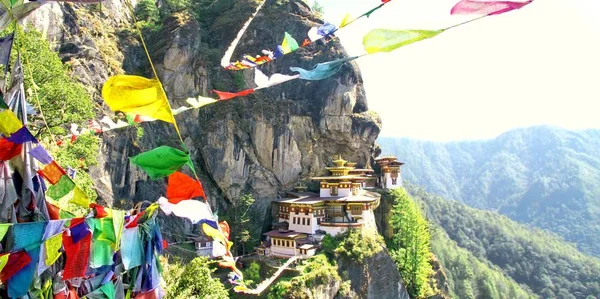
[[313, 0, 600, 141]]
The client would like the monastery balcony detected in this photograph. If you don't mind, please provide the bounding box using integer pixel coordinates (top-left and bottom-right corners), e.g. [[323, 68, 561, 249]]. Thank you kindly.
[[319, 221, 363, 228]]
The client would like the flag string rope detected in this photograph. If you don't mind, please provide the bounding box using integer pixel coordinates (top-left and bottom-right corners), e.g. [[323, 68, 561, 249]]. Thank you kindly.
[[220, 0, 393, 71]]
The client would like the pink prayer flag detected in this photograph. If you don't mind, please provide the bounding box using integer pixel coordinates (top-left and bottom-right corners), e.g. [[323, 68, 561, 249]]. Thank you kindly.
[[451, 0, 532, 16]]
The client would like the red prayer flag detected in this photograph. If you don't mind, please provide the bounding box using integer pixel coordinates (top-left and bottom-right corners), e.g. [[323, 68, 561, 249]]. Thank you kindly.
[[382, 0, 391, 2], [62, 226, 91, 280], [90, 203, 109, 218], [451, 0, 532, 16], [0, 251, 32, 283], [47, 201, 61, 220], [212, 89, 255, 101], [38, 161, 67, 185], [166, 171, 206, 203], [0, 138, 22, 161], [301, 39, 311, 47], [219, 221, 230, 240]]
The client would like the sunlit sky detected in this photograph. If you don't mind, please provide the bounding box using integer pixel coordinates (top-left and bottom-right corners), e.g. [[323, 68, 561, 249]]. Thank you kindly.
[[310, 0, 600, 141]]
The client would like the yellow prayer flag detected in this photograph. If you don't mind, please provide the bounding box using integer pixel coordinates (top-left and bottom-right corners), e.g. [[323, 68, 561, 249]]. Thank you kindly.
[[363, 29, 443, 54], [0, 253, 8, 273], [69, 187, 91, 207], [0, 110, 22, 136], [45, 234, 63, 266], [112, 209, 125, 251], [340, 13, 352, 28], [102, 75, 175, 124]]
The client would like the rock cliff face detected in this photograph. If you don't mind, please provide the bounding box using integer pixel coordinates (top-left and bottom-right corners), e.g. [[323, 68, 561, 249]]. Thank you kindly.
[[339, 249, 410, 299], [26, 0, 381, 210], [22, 1, 411, 298]]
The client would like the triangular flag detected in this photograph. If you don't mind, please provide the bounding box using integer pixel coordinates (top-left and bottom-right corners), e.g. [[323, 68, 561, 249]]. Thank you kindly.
[[46, 175, 76, 200], [69, 187, 91, 207], [0, 109, 22, 136], [0, 138, 21, 161], [0, 223, 11, 242], [130, 146, 191, 179], [186, 96, 217, 108], [166, 171, 205, 203], [363, 29, 443, 54], [281, 32, 299, 54], [340, 13, 352, 28], [451, 0, 533, 16], [290, 56, 359, 81], [102, 75, 175, 124], [212, 89, 255, 101], [38, 161, 67, 185], [158, 197, 214, 224]]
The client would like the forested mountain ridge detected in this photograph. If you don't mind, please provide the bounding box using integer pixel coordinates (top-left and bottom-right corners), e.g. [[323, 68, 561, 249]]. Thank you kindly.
[[407, 185, 600, 299], [378, 126, 600, 256]]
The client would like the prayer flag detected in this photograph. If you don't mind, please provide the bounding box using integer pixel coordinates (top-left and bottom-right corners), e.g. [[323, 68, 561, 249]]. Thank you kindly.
[[158, 197, 214, 224], [0, 33, 13, 75], [317, 22, 337, 36], [46, 175, 76, 200], [166, 171, 205, 203], [212, 89, 255, 101], [451, 0, 532, 16], [0, 109, 22, 136], [254, 69, 299, 90], [363, 29, 443, 54], [6, 126, 38, 144], [290, 56, 359, 81], [340, 13, 352, 28], [69, 186, 91, 207], [0, 251, 31, 283], [121, 227, 143, 270], [29, 145, 53, 164], [38, 161, 67, 185], [0, 2, 43, 32], [62, 220, 91, 279], [281, 32, 299, 54], [0, 138, 21, 160], [130, 146, 191, 179], [102, 75, 175, 124], [0, 253, 8, 273], [112, 209, 126, 251], [0, 223, 11, 241], [44, 233, 63, 267], [307, 27, 323, 42], [185, 96, 217, 108]]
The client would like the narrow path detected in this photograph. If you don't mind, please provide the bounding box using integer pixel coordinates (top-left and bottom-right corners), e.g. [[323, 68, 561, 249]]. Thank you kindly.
[[236, 256, 299, 295]]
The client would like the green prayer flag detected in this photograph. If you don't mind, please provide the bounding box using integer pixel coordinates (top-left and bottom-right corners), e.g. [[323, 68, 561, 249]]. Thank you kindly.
[[0, 94, 7, 109], [46, 175, 76, 200], [87, 218, 116, 268], [0, 223, 11, 241], [130, 145, 191, 179], [281, 32, 299, 54], [363, 29, 443, 54], [100, 283, 116, 299], [364, 4, 384, 18]]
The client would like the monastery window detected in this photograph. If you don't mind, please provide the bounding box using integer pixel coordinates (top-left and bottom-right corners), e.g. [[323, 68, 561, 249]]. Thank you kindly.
[[317, 218, 321, 225], [331, 186, 338, 196], [307, 218, 311, 226], [302, 218, 306, 225], [293, 217, 297, 225]]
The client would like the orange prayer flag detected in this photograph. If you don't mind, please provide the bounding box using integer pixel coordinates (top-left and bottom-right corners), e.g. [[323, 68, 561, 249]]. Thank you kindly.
[[38, 161, 67, 185], [212, 89, 255, 101], [166, 172, 205, 203]]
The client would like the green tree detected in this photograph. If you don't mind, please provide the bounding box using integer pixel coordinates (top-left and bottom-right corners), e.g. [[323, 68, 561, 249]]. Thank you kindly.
[[8, 27, 95, 136], [229, 193, 255, 255], [311, 0, 324, 14], [387, 189, 435, 298], [135, 0, 160, 24], [164, 257, 228, 298], [243, 262, 261, 288]]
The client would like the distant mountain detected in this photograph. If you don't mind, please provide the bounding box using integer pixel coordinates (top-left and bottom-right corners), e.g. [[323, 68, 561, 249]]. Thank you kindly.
[[408, 185, 600, 298], [378, 126, 600, 257]]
